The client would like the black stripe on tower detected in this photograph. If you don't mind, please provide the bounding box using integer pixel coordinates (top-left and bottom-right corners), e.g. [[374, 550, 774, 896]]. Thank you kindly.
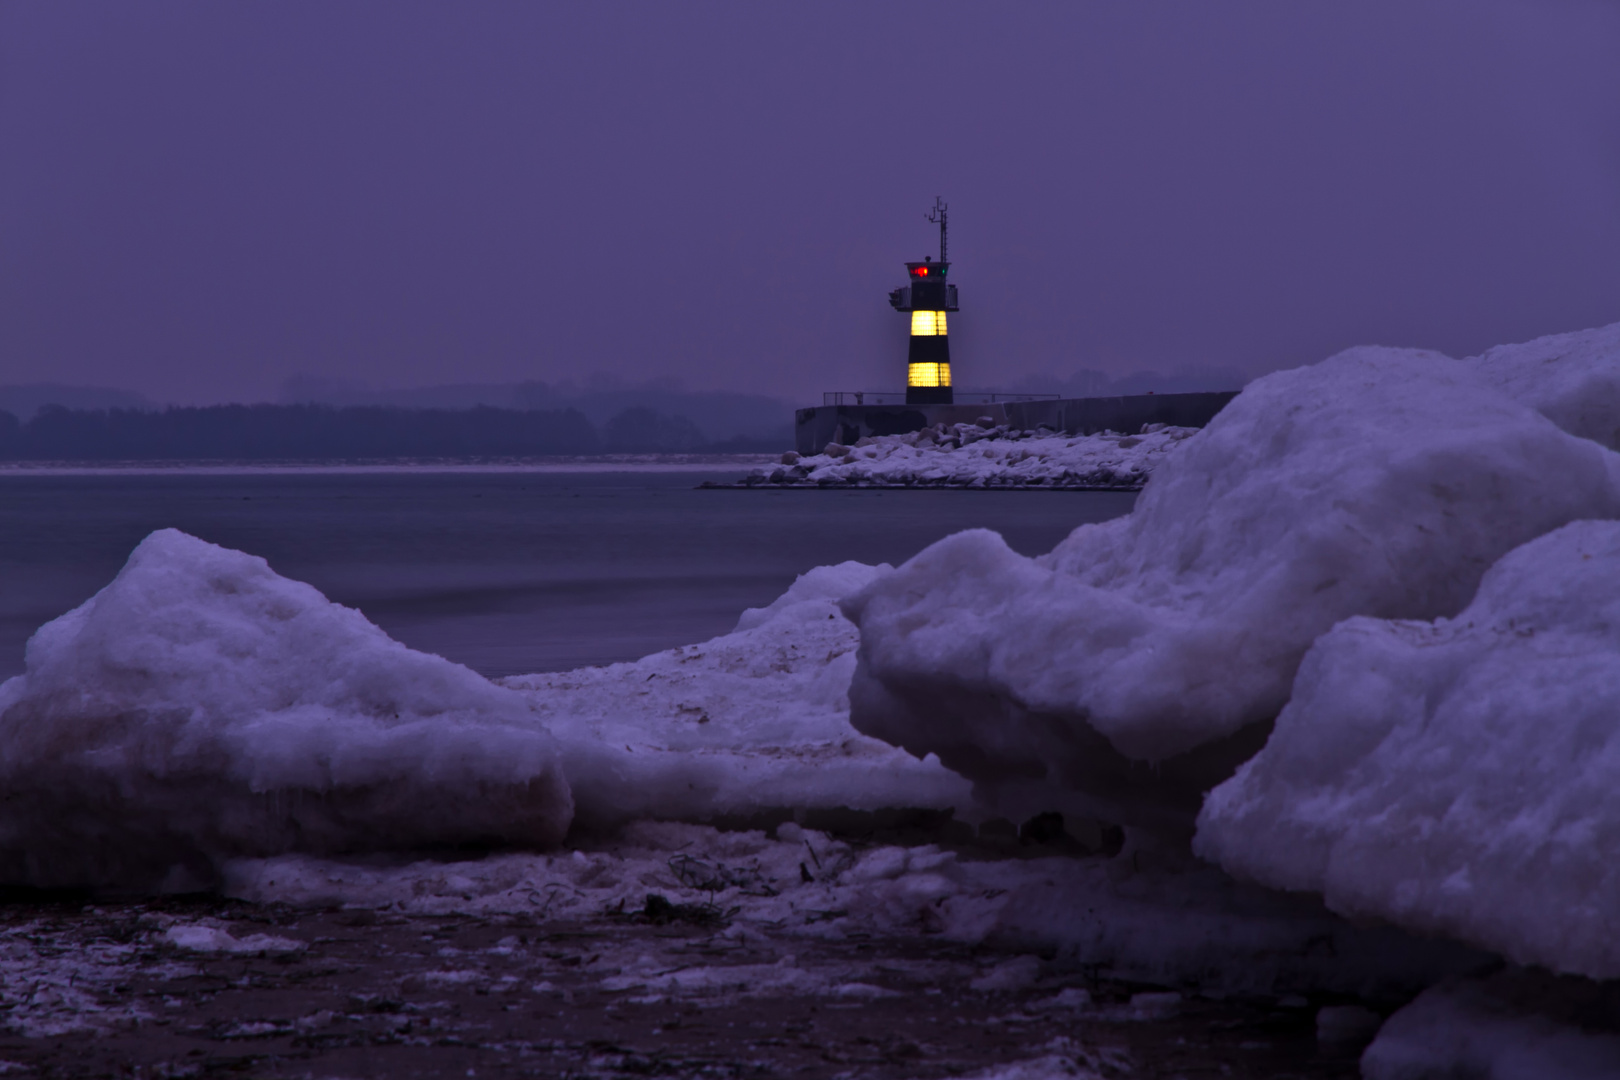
[[908, 335, 951, 365], [907, 335, 953, 405]]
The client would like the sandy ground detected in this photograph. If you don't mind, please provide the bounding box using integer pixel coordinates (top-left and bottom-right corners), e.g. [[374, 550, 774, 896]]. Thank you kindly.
[[0, 890, 1367, 1080]]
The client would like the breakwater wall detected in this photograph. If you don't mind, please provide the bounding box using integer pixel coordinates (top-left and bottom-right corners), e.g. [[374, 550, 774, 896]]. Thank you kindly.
[[794, 390, 1239, 456]]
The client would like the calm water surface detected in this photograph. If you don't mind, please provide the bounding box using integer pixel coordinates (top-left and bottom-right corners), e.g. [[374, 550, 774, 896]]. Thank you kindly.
[[0, 469, 1136, 679]]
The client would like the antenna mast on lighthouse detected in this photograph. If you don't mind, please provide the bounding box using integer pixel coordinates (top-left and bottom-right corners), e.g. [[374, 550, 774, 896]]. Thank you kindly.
[[926, 196, 948, 265], [887, 198, 958, 404]]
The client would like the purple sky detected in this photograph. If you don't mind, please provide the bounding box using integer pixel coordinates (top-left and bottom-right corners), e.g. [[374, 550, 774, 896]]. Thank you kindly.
[[2, 1, 1618, 405]]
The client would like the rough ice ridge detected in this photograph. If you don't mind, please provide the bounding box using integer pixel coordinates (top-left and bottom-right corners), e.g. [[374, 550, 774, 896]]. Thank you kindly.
[[0, 528, 573, 889], [841, 345, 1620, 830], [1197, 520, 1620, 978]]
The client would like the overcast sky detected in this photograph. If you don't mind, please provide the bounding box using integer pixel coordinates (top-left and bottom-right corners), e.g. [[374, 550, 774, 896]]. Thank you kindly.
[[2, 1, 1617, 405]]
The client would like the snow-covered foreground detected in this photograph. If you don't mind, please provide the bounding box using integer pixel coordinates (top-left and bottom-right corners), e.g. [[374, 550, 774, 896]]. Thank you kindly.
[[5, 321, 1620, 1076], [0, 894, 1360, 1079], [727, 422, 1198, 490]]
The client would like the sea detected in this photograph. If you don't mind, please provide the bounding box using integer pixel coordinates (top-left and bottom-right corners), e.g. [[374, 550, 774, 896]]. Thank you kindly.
[[0, 463, 1137, 681]]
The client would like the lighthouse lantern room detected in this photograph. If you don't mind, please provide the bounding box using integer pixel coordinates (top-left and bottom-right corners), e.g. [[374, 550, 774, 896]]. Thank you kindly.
[[888, 197, 959, 405]]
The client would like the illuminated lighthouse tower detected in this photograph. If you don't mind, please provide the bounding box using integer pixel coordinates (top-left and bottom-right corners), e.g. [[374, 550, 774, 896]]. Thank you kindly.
[[889, 197, 959, 405]]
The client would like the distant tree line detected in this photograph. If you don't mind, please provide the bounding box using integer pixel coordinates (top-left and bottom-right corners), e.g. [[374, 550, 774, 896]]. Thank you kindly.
[[0, 403, 775, 460]]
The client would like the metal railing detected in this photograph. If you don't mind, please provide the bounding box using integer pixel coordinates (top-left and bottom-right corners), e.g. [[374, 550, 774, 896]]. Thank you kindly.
[[820, 390, 1061, 406]]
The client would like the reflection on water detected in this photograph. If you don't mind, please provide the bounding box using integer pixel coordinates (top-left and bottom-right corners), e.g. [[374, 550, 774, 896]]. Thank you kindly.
[[0, 470, 1136, 679]]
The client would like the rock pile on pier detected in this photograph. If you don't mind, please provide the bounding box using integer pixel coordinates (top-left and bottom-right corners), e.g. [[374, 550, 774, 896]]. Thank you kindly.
[[726, 420, 1198, 490]]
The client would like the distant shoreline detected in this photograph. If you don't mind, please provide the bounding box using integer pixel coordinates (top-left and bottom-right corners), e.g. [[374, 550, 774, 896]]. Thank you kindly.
[[0, 454, 776, 477]]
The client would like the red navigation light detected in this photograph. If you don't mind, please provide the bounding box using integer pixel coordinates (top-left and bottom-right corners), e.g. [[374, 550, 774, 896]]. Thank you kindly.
[[915, 266, 928, 277]]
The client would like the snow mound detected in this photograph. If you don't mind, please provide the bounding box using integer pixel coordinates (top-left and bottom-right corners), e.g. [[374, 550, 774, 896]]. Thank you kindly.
[[842, 347, 1620, 830], [502, 561, 973, 830], [0, 529, 572, 890], [1197, 520, 1620, 978], [1470, 320, 1620, 450], [744, 424, 1196, 490], [1362, 974, 1620, 1080]]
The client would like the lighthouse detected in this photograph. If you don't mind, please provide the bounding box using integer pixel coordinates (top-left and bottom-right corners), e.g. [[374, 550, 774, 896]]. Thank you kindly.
[[888, 197, 958, 405]]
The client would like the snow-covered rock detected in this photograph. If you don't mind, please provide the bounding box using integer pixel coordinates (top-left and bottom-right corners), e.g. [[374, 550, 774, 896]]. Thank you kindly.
[[841, 347, 1620, 831], [735, 424, 1196, 489], [1470, 320, 1620, 451], [1197, 520, 1620, 978], [1362, 974, 1620, 1080], [0, 529, 573, 890], [502, 561, 974, 830]]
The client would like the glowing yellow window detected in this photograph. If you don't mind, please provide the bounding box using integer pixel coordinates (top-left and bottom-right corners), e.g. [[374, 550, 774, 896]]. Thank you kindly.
[[910, 310, 948, 336], [907, 362, 952, 388]]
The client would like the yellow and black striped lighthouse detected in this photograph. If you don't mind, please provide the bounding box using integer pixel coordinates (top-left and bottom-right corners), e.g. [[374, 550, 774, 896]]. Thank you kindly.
[[888, 197, 958, 405]]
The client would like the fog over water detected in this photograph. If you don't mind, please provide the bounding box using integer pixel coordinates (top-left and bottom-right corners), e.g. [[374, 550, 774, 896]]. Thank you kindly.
[[0, 470, 1136, 680]]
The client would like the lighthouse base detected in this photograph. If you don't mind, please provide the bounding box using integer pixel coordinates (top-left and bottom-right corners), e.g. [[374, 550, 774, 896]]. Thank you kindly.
[[905, 386, 955, 405]]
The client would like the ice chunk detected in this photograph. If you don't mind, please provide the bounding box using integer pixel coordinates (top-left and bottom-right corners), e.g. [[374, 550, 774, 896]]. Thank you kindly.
[[970, 954, 1042, 992], [165, 924, 305, 954], [1362, 974, 1620, 1080], [503, 561, 972, 830], [733, 561, 887, 631], [1197, 520, 1620, 977], [1470, 320, 1620, 450], [0, 529, 572, 889], [843, 346, 1620, 830]]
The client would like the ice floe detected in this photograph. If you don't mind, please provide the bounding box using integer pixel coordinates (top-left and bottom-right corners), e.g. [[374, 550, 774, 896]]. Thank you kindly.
[[730, 423, 1197, 490], [1197, 520, 1620, 978], [0, 528, 573, 889], [841, 346, 1620, 831]]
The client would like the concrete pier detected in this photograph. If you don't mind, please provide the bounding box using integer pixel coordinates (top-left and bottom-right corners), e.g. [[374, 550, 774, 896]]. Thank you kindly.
[[795, 390, 1238, 456]]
